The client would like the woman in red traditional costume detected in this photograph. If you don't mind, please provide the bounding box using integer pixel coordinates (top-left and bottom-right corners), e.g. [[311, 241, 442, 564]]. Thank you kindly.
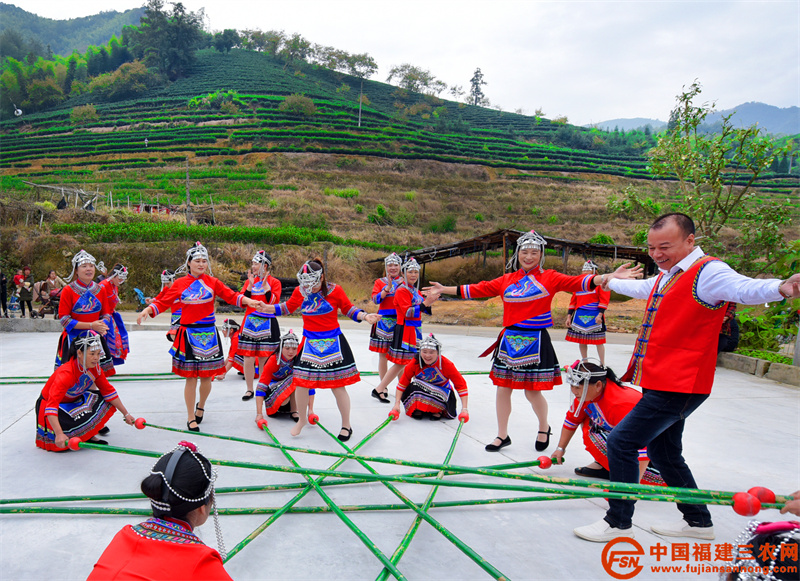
[[565, 260, 610, 366], [368, 252, 404, 402], [552, 360, 665, 485], [370, 258, 440, 401], [427, 230, 600, 453], [261, 259, 380, 441], [36, 331, 135, 451], [137, 242, 265, 432], [99, 263, 131, 366], [255, 329, 300, 424], [88, 441, 232, 580], [55, 250, 115, 376], [391, 334, 469, 422], [238, 250, 281, 402]]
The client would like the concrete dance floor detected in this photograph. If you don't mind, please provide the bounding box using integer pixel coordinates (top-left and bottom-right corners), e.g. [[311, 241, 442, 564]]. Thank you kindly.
[[1, 321, 798, 580]]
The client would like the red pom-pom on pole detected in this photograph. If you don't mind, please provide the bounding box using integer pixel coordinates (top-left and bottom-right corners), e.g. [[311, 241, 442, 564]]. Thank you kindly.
[[388, 409, 400, 420], [134, 417, 146, 430], [732, 492, 762, 516], [256, 418, 268, 429], [747, 486, 776, 504], [537, 455, 553, 469], [308, 414, 319, 425], [68, 437, 82, 451]]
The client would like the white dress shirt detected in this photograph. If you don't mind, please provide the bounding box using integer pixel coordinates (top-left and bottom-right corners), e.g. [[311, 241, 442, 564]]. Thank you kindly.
[[608, 247, 784, 305]]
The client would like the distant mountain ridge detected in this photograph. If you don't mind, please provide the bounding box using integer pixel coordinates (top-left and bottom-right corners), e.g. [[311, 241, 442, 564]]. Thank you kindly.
[[0, 3, 143, 55], [588, 103, 799, 136]]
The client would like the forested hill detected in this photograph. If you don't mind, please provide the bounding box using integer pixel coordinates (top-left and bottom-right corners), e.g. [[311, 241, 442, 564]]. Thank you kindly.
[[0, 3, 143, 56]]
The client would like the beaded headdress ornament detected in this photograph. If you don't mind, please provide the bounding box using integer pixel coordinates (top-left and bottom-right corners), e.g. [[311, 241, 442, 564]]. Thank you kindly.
[[565, 358, 607, 415], [65, 249, 97, 282], [296, 261, 323, 295], [507, 230, 547, 271], [582, 260, 598, 272]]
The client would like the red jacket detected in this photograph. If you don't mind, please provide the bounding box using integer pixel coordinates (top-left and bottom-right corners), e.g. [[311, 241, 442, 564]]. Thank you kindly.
[[241, 275, 281, 318], [275, 284, 362, 333], [568, 286, 610, 311], [397, 356, 468, 397], [458, 268, 593, 328], [150, 274, 243, 324], [372, 276, 404, 315], [621, 256, 728, 395], [58, 280, 112, 333]]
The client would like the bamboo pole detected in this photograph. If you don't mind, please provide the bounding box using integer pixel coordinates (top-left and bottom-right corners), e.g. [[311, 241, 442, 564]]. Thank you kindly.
[[260, 422, 407, 581], [315, 420, 509, 581]]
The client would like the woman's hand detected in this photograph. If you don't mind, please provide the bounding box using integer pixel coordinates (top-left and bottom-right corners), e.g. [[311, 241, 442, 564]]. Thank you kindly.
[[55, 433, 68, 449], [565, 315, 572, 327], [363, 313, 381, 325], [552, 447, 566, 465], [122, 413, 135, 426], [424, 281, 445, 294], [595, 314, 603, 324], [136, 306, 153, 325], [255, 302, 275, 314], [90, 320, 109, 335]]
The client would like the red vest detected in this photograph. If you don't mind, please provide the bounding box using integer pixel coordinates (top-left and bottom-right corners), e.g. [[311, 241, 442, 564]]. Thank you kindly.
[[621, 256, 727, 395]]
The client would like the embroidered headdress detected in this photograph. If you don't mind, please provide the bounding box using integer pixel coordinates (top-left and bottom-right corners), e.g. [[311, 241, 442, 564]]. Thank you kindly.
[[252, 250, 272, 278], [507, 230, 547, 271], [296, 261, 323, 295], [582, 260, 598, 273], [109, 264, 128, 283], [402, 258, 421, 289], [565, 359, 607, 415], [74, 330, 103, 371], [160, 269, 175, 285], [177, 242, 212, 276], [279, 329, 299, 354], [417, 333, 442, 367], [65, 249, 97, 282]]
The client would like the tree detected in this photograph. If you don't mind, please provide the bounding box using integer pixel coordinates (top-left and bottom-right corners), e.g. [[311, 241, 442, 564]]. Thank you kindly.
[[469, 68, 487, 106], [386, 63, 441, 94], [648, 81, 791, 273], [213, 29, 240, 53], [279, 33, 311, 67]]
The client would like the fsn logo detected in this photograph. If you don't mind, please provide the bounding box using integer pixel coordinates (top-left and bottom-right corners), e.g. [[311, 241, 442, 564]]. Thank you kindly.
[[601, 537, 645, 579]]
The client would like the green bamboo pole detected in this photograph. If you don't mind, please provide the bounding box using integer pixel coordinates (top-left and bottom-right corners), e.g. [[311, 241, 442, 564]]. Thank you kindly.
[[140, 421, 558, 484], [315, 419, 509, 581], [67, 441, 779, 510], [223, 416, 393, 563], [260, 422, 407, 581], [378, 421, 468, 581]]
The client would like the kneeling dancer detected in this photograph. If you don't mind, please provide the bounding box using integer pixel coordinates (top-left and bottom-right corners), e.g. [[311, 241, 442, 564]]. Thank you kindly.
[[255, 329, 300, 424]]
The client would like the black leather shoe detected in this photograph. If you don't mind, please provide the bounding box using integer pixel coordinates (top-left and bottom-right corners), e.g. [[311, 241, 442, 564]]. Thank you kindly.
[[485, 435, 511, 452], [575, 466, 610, 479], [98, 426, 110, 435], [337, 427, 353, 442], [371, 389, 390, 403], [535, 426, 551, 452], [187, 420, 200, 432], [195, 404, 204, 425]]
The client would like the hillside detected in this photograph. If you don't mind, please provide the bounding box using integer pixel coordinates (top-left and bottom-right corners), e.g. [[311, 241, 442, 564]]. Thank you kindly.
[[0, 3, 143, 56], [707, 102, 800, 136]]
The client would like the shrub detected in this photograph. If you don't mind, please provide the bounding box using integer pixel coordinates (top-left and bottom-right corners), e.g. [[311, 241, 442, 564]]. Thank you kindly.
[[547, 215, 559, 225], [70, 104, 99, 125], [268, 199, 278, 208], [354, 204, 363, 214], [426, 215, 456, 233], [631, 228, 648, 246], [222, 159, 238, 166], [405, 191, 416, 201], [475, 213, 484, 222], [530, 206, 541, 216], [588, 233, 615, 245], [279, 94, 316, 116], [323, 187, 359, 198], [367, 204, 391, 225]]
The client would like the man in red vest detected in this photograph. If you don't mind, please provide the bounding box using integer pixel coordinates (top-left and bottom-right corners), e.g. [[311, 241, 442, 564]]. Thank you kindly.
[[574, 212, 800, 543]]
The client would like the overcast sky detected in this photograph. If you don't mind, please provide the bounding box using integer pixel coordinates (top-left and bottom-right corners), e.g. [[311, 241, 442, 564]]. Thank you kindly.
[[12, 0, 800, 125]]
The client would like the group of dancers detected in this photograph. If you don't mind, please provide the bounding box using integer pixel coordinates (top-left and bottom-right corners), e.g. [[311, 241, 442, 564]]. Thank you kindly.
[[34, 213, 800, 580]]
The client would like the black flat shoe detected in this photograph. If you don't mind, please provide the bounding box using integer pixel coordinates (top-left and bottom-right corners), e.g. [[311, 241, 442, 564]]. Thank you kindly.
[[371, 389, 391, 403], [98, 426, 110, 435], [485, 435, 511, 452], [290, 411, 300, 423], [337, 427, 353, 442], [575, 466, 610, 479], [195, 404, 205, 424], [411, 410, 424, 420], [187, 420, 200, 432], [535, 426, 551, 452], [429, 413, 442, 421], [242, 391, 254, 401], [89, 437, 108, 445]]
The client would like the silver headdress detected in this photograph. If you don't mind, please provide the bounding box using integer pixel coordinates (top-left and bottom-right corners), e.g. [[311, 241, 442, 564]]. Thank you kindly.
[[110, 264, 128, 283], [297, 261, 323, 295], [418, 333, 442, 367], [74, 330, 103, 371], [160, 270, 175, 285], [177, 242, 212, 276], [279, 329, 300, 354], [565, 358, 607, 415], [384, 253, 402, 266], [582, 260, 598, 273], [402, 258, 421, 289], [149, 441, 226, 560], [252, 250, 272, 278], [507, 230, 547, 271], [65, 250, 97, 283]]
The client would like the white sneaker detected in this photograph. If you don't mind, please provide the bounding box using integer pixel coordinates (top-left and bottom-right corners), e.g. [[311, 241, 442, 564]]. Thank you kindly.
[[651, 519, 715, 540], [574, 519, 634, 543]]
